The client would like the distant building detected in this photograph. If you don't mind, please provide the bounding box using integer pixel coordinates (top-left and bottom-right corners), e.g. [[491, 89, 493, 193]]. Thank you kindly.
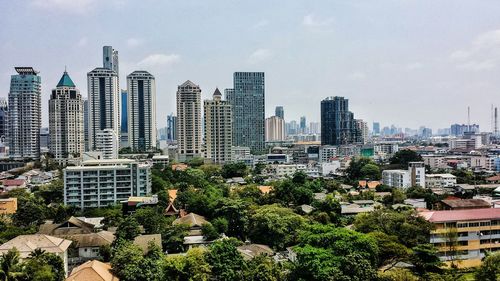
[[275, 106, 284, 119], [382, 162, 425, 188], [49, 70, 84, 161], [120, 90, 128, 147], [83, 98, 89, 151], [321, 96, 358, 146], [228, 72, 265, 153], [451, 123, 479, 136], [64, 159, 151, 209], [265, 116, 285, 141], [176, 80, 202, 161], [95, 129, 118, 159], [300, 116, 306, 133], [373, 122, 380, 135], [203, 88, 233, 164], [166, 114, 177, 142], [127, 71, 157, 152], [103, 46, 119, 74], [8, 67, 41, 160], [0, 98, 8, 145], [426, 174, 457, 188], [354, 119, 369, 144]]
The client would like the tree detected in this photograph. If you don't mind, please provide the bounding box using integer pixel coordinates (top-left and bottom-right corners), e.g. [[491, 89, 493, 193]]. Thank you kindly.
[[378, 268, 419, 281], [389, 150, 423, 168], [133, 207, 169, 234], [243, 255, 285, 281], [410, 244, 442, 275], [151, 174, 169, 194], [161, 224, 189, 253], [163, 247, 211, 281], [201, 223, 219, 240], [292, 171, 307, 185], [205, 239, 245, 281], [360, 163, 381, 180], [114, 216, 141, 242], [475, 252, 500, 281], [214, 198, 250, 238], [248, 204, 305, 250], [111, 242, 145, 281], [22, 250, 65, 281], [12, 197, 46, 227], [34, 179, 64, 204], [0, 249, 24, 281], [221, 162, 248, 178], [345, 157, 376, 180], [367, 231, 410, 266], [311, 194, 341, 224]]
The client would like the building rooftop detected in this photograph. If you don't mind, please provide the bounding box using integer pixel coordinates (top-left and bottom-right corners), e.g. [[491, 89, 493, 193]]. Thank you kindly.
[[173, 213, 207, 228], [440, 199, 491, 209], [426, 174, 456, 178], [14, 67, 38, 75], [0, 234, 72, 258], [57, 71, 76, 87], [420, 208, 500, 223], [66, 260, 118, 281]]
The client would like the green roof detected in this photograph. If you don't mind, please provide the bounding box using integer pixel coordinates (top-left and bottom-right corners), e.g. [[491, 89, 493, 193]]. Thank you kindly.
[[57, 71, 75, 87]]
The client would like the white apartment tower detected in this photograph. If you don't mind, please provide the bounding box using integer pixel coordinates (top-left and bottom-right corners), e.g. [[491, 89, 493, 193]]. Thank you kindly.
[[127, 71, 156, 152], [176, 80, 202, 161], [265, 116, 285, 141], [87, 68, 120, 156], [49, 70, 84, 161], [204, 88, 232, 164], [8, 67, 42, 160]]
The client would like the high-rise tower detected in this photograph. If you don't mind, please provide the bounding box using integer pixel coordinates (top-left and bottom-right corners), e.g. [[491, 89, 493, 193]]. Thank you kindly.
[[204, 88, 232, 164], [176, 80, 202, 161], [8, 67, 42, 160], [321, 96, 357, 146], [127, 71, 156, 152], [49, 70, 84, 161]]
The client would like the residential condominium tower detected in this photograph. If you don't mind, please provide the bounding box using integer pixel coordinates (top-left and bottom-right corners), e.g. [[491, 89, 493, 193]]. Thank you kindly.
[[127, 71, 156, 152], [321, 96, 358, 146], [8, 67, 42, 160], [265, 116, 285, 141], [49, 70, 84, 161], [204, 88, 232, 164], [176, 80, 202, 161], [87, 68, 120, 156], [227, 72, 265, 153]]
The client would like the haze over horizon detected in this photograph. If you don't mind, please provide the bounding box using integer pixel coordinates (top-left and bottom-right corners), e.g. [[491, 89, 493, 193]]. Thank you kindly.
[[1, 0, 500, 131]]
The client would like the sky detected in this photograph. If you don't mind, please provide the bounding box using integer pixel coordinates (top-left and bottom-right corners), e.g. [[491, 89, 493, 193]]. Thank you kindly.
[[1, 0, 500, 131]]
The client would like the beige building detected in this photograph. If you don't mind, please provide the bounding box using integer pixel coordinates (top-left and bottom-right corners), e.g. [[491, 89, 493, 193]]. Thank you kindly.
[[66, 260, 118, 281], [176, 80, 202, 161], [49, 70, 85, 162], [0, 198, 17, 214], [265, 116, 285, 141], [204, 88, 232, 164], [0, 234, 72, 275]]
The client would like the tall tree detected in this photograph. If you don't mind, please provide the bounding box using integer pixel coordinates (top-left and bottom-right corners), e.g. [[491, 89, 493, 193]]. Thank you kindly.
[[205, 239, 245, 281]]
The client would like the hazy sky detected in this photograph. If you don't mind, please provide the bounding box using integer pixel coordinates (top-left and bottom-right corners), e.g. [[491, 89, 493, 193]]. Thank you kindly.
[[1, 0, 500, 131]]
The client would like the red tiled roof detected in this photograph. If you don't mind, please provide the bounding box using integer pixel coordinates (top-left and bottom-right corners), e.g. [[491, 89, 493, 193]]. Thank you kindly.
[[486, 175, 500, 181], [420, 208, 500, 223], [2, 179, 25, 186]]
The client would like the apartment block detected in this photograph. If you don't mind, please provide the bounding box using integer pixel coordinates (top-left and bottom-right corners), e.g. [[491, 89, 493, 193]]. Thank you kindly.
[[426, 174, 457, 188]]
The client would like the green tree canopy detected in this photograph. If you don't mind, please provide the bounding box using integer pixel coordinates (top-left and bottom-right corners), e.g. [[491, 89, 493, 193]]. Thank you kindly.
[[389, 150, 423, 167], [205, 239, 245, 281]]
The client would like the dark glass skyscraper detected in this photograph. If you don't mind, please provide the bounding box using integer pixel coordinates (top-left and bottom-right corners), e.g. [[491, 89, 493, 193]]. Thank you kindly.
[[228, 72, 265, 153], [321, 96, 358, 146], [275, 106, 284, 119], [167, 114, 177, 142], [121, 90, 128, 134]]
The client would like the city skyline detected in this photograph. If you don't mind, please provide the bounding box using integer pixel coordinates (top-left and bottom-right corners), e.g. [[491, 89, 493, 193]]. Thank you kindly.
[[2, 1, 500, 130]]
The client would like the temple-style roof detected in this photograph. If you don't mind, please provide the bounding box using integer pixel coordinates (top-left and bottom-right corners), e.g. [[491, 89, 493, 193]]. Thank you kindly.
[[57, 71, 76, 87]]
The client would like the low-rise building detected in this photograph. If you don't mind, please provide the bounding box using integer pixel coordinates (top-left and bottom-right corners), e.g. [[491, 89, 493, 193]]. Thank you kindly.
[[421, 208, 500, 268], [426, 174, 457, 188], [382, 162, 425, 188], [64, 159, 152, 209], [437, 199, 491, 210], [0, 198, 17, 214], [65, 260, 118, 281]]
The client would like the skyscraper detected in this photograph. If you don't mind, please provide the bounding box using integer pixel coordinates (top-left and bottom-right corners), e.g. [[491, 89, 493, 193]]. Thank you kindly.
[[275, 106, 284, 119], [8, 67, 42, 160], [103, 46, 119, 74], [166, 114, 177, 143], [321, 96, 357, 146], [354, 119, 369, 144], [83, 98, 89, 151], [0, 98, 8, 145], [120, 90, 128, 147], [204, 88, 232, 164], [127, 71, 156, 152], [373, 122, 380, 135], [87, 68, 120, 155], [227, 72, 265, 153], [49, 70, 84, 161], [176, 80, 202, 161], [300, 116, 307, 133], [265, 116, 285, 141]]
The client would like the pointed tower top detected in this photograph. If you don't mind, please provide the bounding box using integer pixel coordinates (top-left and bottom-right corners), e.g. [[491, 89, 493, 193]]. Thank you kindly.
[[57, 70, 76, 87]]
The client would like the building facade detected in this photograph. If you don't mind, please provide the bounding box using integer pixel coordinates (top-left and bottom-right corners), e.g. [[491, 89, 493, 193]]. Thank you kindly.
[[103, 46, 119, 74], [166, 114, 177, 143], [203, 88, 233, 164], [95, 129, 118, 159], [227, 72, 265, 153], [49, 71, 84, 161], [426, 174, 457, 188], [127, 71, 156, 152], [176, 80, 202, 161], [120, 90, 128, 147], [8, 67, 42, 160], [64, 159, 151, 209], [382, 161, 426, 188], [265, 116, 285, 141], [275, 106, 284, 119], [321, 96, 357, 146], [87, 68, 120, 156]]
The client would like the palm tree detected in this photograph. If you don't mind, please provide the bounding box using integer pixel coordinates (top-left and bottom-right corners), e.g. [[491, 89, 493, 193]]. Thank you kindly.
[[0, 248, 24, 281], [28, 248, 46, 260]]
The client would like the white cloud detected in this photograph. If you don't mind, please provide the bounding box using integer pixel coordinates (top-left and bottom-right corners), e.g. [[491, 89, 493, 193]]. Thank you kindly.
[[76, 37, 88, 47], [450, 28, 500, 71], [252, 19, 269, 30], [405, 62, 424, 70], [247, 49, 273, 64], [31, 0, 96, 13], [126, 38, 143, 48], [302, 14, 334, 28], [137, 54, 181, 68], [347, 71, 366, 80]]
